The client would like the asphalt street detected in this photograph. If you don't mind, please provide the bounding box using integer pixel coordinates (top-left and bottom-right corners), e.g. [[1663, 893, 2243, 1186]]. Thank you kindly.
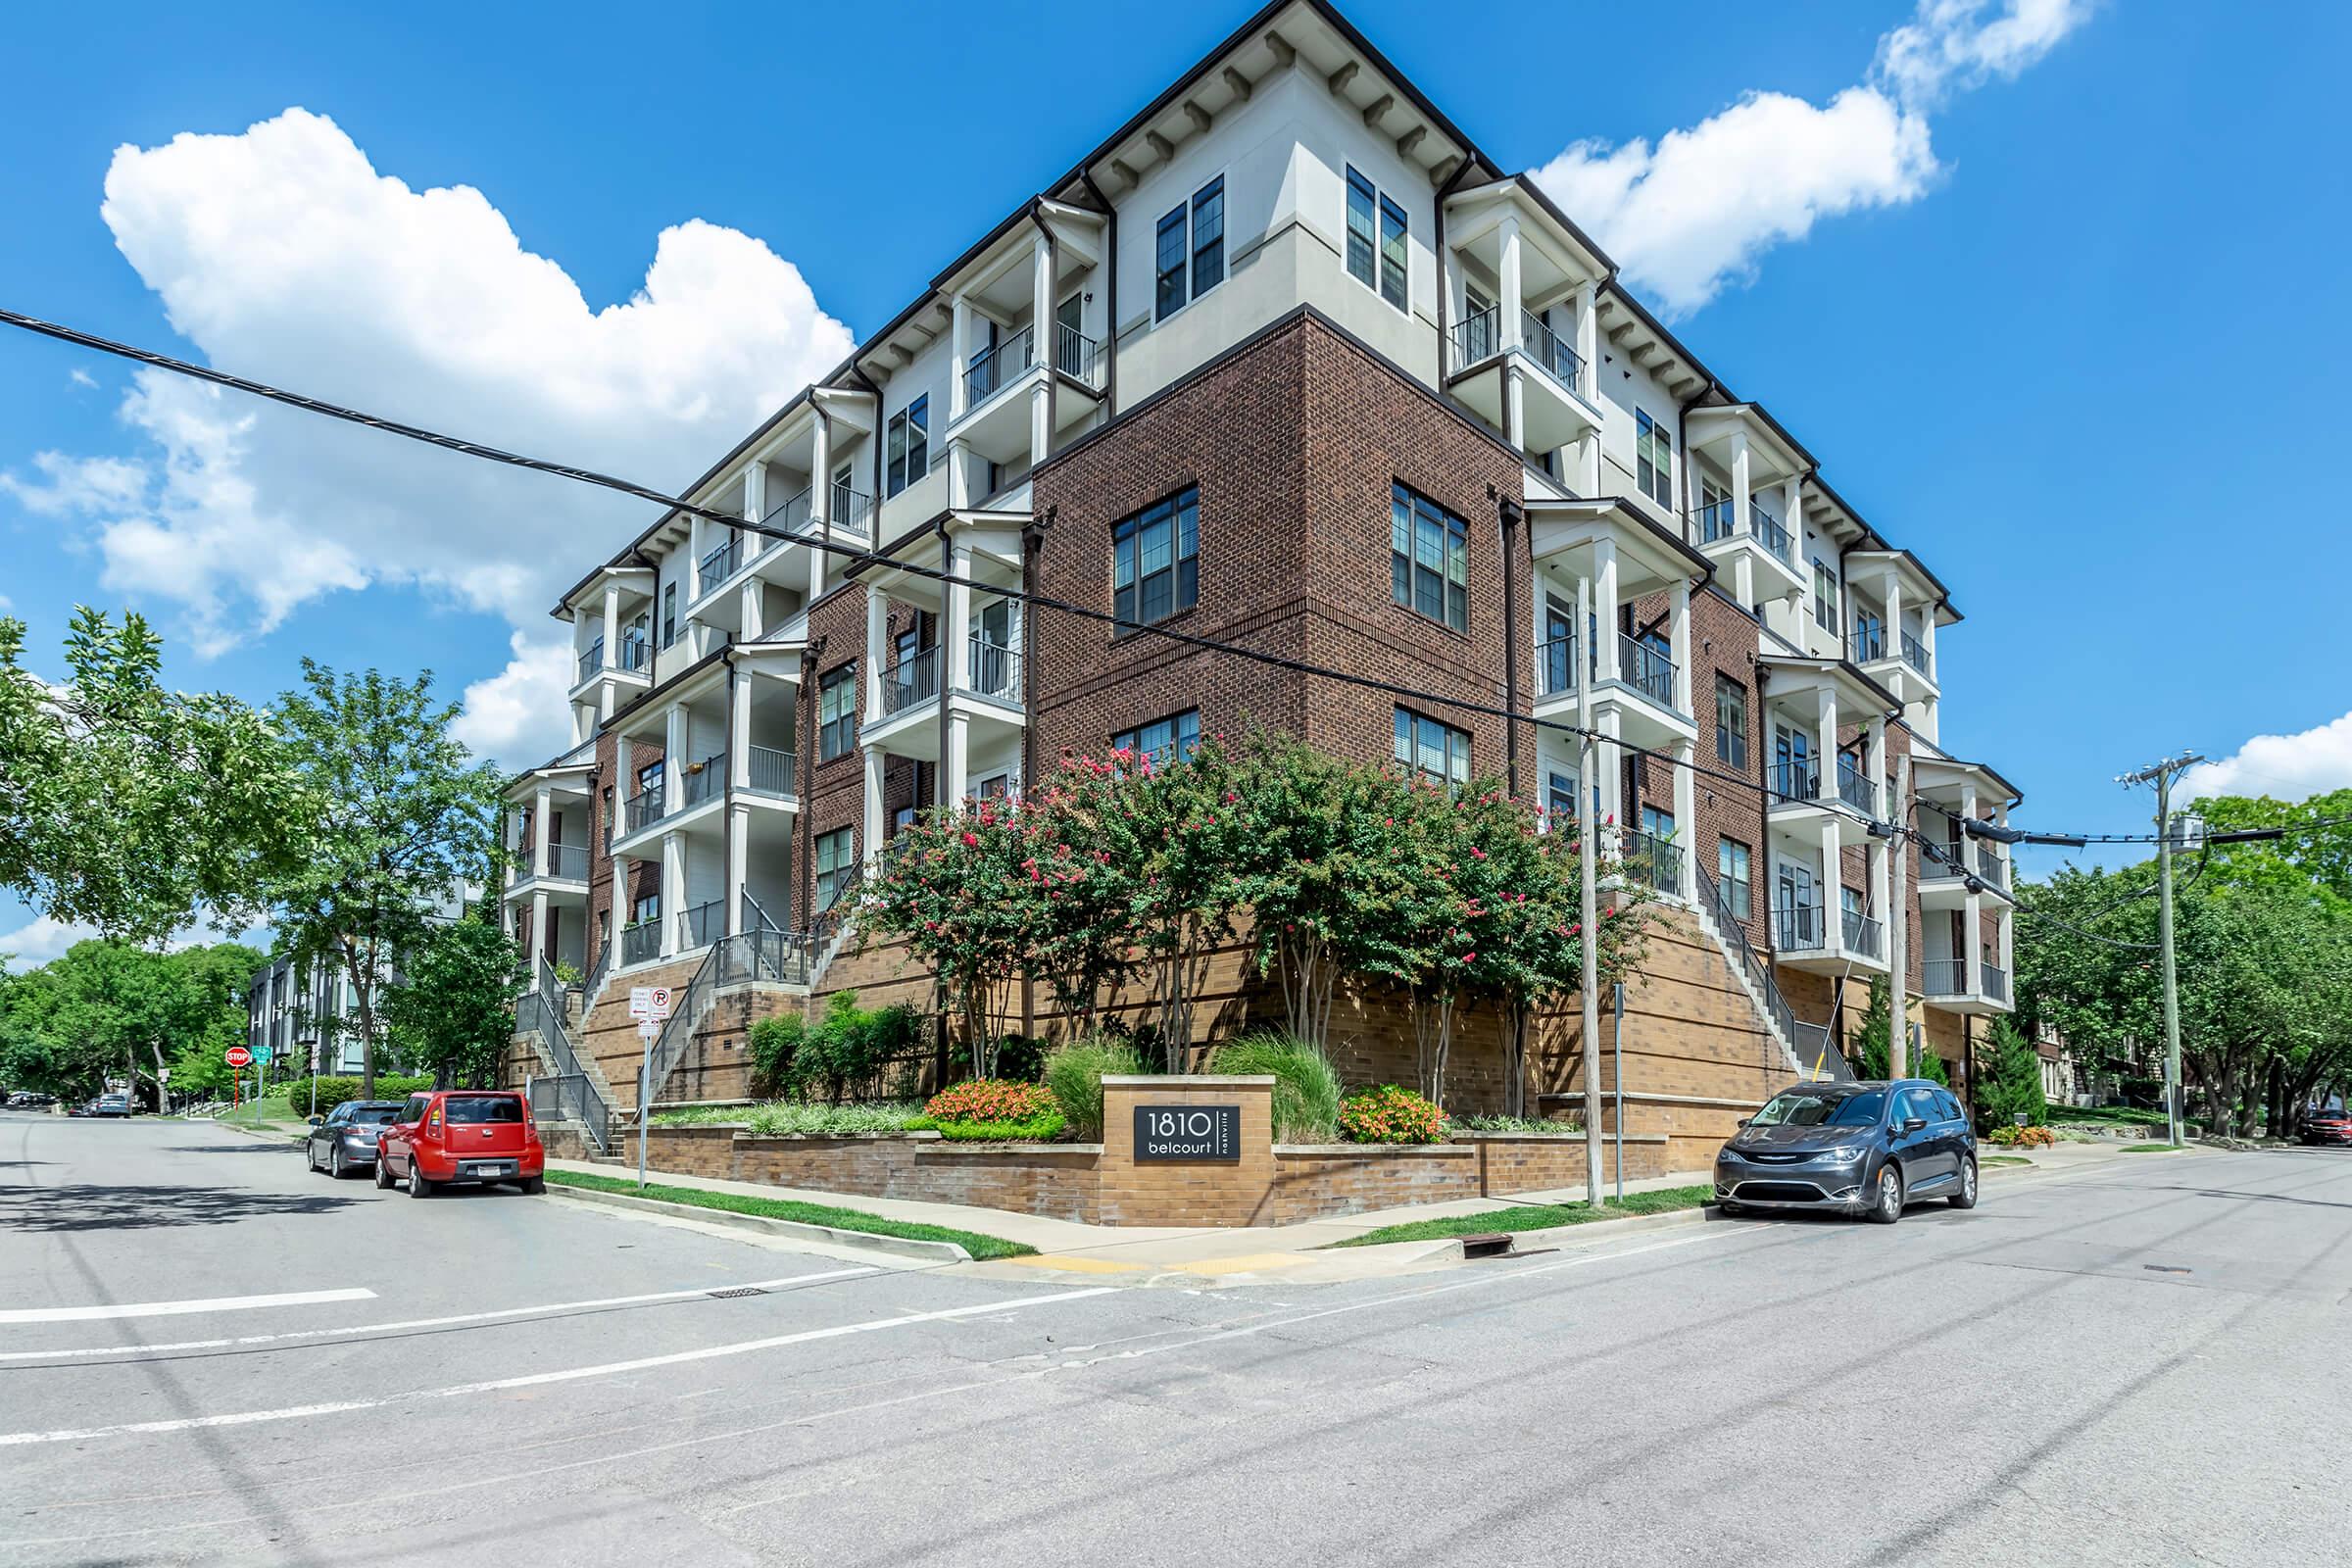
[[3, 1112, 2347, 1567]]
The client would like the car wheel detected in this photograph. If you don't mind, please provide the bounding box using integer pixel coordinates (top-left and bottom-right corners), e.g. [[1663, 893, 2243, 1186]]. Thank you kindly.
[[305, 1142, 318, 1173], [1716, 1199, 1742, 1217], [407, 1159, 432, 1199], [329, 1146, 346, 1180], [1948, 1156, 1979, 1210], [374, 1154, 395, 1190], [1866, 1162, 1904, 1224], [520, 1176, 545, 1196]]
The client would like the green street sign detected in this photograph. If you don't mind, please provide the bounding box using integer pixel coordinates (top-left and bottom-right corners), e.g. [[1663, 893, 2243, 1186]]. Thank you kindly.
[[251, 1045, 272, 1064]]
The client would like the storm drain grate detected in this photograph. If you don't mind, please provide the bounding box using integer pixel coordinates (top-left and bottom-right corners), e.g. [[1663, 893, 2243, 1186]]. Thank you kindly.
[[708, 1286, 770, 1298]]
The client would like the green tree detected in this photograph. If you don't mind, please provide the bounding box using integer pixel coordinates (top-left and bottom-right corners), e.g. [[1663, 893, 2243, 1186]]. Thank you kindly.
[[0, 609, 305, 943], [1977, 1015, 2048, 1129], [379, 914, 525, 1089], [266, 662, 502, 1097], [0, 940, 262, 1104]]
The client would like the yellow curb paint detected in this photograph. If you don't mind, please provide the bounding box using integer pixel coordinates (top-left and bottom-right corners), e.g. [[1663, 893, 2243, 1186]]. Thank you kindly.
[[1004, 1254, 1148, 1274], [1171, 1253, 1308, 1276]]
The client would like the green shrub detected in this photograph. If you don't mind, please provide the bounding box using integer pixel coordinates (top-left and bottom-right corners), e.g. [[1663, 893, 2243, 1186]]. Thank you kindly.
[[1452, 1113, 1583, 1136], [649, 1101, 930, 1136], [749, 993, 931, 1103], [747, 1013, 806, 1099], [1043, 1036, 1145, 1140], [1210, 1030, 1342, 1143], [282, 1074, 430, 1117], [1977, 1017, 2048, 1130], [924, 1080, 1062, 1142], [1338, 1084, 1446, 1145], [930, 1110, 1067, 1142]]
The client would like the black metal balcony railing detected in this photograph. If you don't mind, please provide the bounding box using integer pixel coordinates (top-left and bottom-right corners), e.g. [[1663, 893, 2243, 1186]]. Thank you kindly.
[[1534, 632, 1593, 698], [546, 843, 590, 881], [1837, 760, 1878, 815], [1771, 760, 1822, 805], [615, 636, 650, 672], [620, 920, 662, 967], [764, 481, 877, 544], [1923, 957, 1965, 997], [623, 785, 666, 834], [679, 751, 726, 809], [1619, 633, 1676, 708], [1627, 830, 1685, 897], [676, 899, 724, 952], [883, 646, 941, 715], [1851, 625, 1888, 664], [698, 536, 741, 596], [1695, 498, 1740, 545], [1520, 309, 1584, 394], [746, 744, 797, 799], [1054, 322, 1103, 387], [1750, 506, 1794, 565], [1976, 845, 2006, 889], [1776, 902, 1827, 953], [1842, 907, 1885, 959], [577, 643, 604, 684], [1901, 630, 1933, 678], [965, 325, 1035, 408], [1450, 305, 1499, 371], [1982, 963, 2010, 1003], [967, 636, 1023, 704]]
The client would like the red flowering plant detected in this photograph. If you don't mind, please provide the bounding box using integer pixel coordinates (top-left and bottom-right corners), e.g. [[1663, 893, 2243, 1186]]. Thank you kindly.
[[1337, 1083, 1448, 1146], [923, 1079, 1064, 1142]]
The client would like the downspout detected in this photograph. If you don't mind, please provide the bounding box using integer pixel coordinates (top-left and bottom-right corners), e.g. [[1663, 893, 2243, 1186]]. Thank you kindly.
[[933, 514, 953, 814], [1495, 492, 1523, 800], [1077, 171, 1118, 415], [799, 647, 816, 934]]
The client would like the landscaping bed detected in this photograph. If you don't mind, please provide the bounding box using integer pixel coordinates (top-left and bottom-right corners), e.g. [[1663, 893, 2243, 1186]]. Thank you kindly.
[[544, 1170, 1033, 1259]]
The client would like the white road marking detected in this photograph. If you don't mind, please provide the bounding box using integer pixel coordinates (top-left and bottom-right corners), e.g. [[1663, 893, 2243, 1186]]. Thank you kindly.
[[0, 1286, 1118, 1446], [0, 1287, 376, 1326], [0, 1267, 878, 1362]]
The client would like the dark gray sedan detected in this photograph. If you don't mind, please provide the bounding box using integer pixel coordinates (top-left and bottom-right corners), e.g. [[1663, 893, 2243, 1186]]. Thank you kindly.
[[1714, 1079, 1978, 1223], [305, 1101, 406, 1178]]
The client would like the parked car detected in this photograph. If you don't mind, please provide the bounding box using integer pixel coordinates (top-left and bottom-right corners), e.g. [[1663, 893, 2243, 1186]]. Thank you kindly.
[[6, 1092, 57, 1108], [92, 1093, 132, 1118], [305, 1100, 406, 1178], [2300, 1107, 2352, 1148], [1714, 1079, 1978, 1224], [374, 1090, 544, 1197]]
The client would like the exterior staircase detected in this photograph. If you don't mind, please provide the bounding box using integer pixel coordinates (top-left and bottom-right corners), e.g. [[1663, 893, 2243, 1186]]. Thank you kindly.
[[1686, 863, 1851, 1084], [515, 955, 621, 1152]]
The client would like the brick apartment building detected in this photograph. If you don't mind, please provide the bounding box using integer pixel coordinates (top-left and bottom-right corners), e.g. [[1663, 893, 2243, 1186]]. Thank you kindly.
[[499, 0, 2022, 1137]]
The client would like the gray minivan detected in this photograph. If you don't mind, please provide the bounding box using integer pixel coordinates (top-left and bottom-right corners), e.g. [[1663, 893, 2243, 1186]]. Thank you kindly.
[[1713, 1079, 1978, 1223]]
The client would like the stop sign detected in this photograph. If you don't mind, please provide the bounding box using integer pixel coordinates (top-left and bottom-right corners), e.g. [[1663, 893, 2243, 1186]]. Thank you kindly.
[[225, 1046, 253, 1068]]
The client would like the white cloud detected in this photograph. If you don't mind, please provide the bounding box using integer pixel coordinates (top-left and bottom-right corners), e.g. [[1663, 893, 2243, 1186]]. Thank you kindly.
[[69, 368, 98, 390], [453, 630, 577, 766], [4, 106, 853, 705], [2183, 710, 2352, 805], [0, 915, 101, 971], [1532, 0, 2093, 316]]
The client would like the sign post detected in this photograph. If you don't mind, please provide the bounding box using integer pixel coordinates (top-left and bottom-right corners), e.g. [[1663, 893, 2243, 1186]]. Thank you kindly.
[[225, 1046, 251, 1112], [628, 987, 674, 1190]]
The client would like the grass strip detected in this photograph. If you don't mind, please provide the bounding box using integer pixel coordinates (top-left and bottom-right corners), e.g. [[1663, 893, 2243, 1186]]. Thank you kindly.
[[1331, 1184, 1716, 1248], [2119, 1143, 2187, 1153], [545, 1169, 1035, 1259], [1980, 1154, 2034, 1168]]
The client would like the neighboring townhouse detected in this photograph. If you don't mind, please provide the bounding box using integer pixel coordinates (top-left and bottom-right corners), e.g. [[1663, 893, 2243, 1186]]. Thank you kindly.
[[501, 0, 2022, 1129], [247, 882, 479, 1078]]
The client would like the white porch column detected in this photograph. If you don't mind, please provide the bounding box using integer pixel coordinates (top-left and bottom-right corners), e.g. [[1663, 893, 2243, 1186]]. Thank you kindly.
[[1867, 716, 1889, 807], [1814, 687, 1838, 804], [730, 674, 753, 789], [1998, 906, 2014, 990], [531, 787, 552, 877], [1593, 538, 1621, 683], [810, 410, 833, 531], [861, 746, 887, 873], [1671, 736, 1696, 902], [1497, 215, 1524, 350], [659, 830, 683, 957], [1730, 431, 1752, 544], [1733, 555, 1754, 615], [602, 583, 619, 668], [744, 460, 765, 538], [1964, 889, 1983, 997], [949, 293, 972, 422], [864, 587, 889, 722], [1885, 573, 1905, 669], [1779, 476, 1801, 568], [501, 899, 515, 939], [1669, 577, 1692, 714], [948, 436, 972, 510], [945, 539, 974, 692], [662, 704, 687, 811], [1503, 365, 1526, 449], [1029, 230, 1054, 467], [1573, 280, 1596, 398], [1821, 815, 1845, 957], [945, 710, 970, 807], [530, 889, 549, 962], [1596, 709, 1624, 853], [726, 805, 749, 937]]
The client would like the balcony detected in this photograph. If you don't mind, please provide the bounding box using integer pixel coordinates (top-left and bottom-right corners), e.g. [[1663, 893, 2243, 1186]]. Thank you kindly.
[[546, 843, 590, 882], [675, 899, 724, 953], [1975, 845, 2006, 890], [623, 786, 667, 835], [1619, 634, 1675, 708], [746, 744, 798, 800], [1692, 497, 1797, 577], [570, 634, 650, 699], [966, 636, 1022, 706], [964, 324, 1034, 412], [1836, 760, 1879, 816], [1626, 830, 1686, 900], [951, 319, 1106, 470], [883, 646, 941, 717], [1901, 630, 1933, 679], [620, 920, 662, 968], [1518, 310, 1584, 397], [1776, 903, 1827, 955], [1841, 907, 1885, 960], [1770, 761, 1822, 807], [1923, 956, 2013, 1013], [1446, 306, 1601, 457], [1925, 957, 1964, 997], [678, 751, 726, 811], [1534, 632, 1593, 699], [698, 536, 742, 598], [1748, 506, 1795, 570], [765, 481, 875, 544]]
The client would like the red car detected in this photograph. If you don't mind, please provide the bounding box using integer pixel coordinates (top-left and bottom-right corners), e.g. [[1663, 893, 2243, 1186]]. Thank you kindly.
[[2301, 1108, 2352, 1148], [375, 1090, 545, 1197]]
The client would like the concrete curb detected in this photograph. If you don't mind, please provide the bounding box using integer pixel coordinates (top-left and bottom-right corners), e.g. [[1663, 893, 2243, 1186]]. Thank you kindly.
[[194, 1116, 306, 1147], [546, 1181, 975, 1264], [1441, 1200, 1723, 1257]]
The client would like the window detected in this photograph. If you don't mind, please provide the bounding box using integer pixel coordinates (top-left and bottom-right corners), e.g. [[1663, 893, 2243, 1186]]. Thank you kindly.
[[886, 396, 929, 498], [1112, 487, 1200, 627], [1378, 192, 1408, 310], [1636, 410, 1674, 508], [1394, 708, 1470, 785], [1715, 676, 1749, 770], [1545, 769, 1579, 825], [1640, 804, 1675, 844], [1774, 724, 1814, 800], [1113, 709, 1200, 768], [814, 827, 854, 911], [635, 760, 664, 799], [1697, 476, 1734, 542], [817, 662, 858, 761], [1391, 483, 1468, 631], [1812, 561, 1839, 631], [1851, 606, 1885, 662], [891, 804, 916, 838], [662, 582, 678, 648], [1345, 167, 1377, 288], [630, 890, 660, 926], [1719, 838, 1751, 919], [1155, 175, 1226, 320]]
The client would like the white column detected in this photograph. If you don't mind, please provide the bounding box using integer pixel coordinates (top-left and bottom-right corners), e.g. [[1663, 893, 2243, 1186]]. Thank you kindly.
[[531, 787, 552, 877], [949, 293, 972, 422], [1779, 476, 1801, 568], [1821, 814, 1845, 957], [1497, 215, 1524, 350], [744, 461, 765, 539], [1669, 577, 1692, 714], [1814, 686, 1838, 804], [1734, 555, 1754, 614], [726, 805, 749, 937], [602, 583, 619, 668], [948, 436, 972, 510], [1573, 280, 1596, 398], [530, 889, 549, 962], [864, 587, 888, 721], [1885, 573, 1905, 670], [1593, 539, 1621, 682], [1998, 906, 2014, 989], [659, 830, 683, 956], [1597, 709, 1624, 851], [945, 540, 973, 693], [1869, 837, 1890, 959], [861, 746, 887, 872], [1671, 736, 1696, 903], [946, 710, 970, 808], [1503, 365, 1526, 449], [730, 675, 753, 789], [687, 511, 707, 604], [662, 704, 687, 810], [1867, 716, 1889, 806], [810, 410, 833, 530], [1030, 231, 1054, 467], [1730, 431, 1752, 544], [1964, 889, 1983, 996], [501, 899, 515, 939]]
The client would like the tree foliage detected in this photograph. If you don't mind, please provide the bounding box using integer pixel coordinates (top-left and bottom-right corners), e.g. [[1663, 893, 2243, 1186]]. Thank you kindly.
[[0, 939, 263, 1102], [378, 913, 525, 1089]]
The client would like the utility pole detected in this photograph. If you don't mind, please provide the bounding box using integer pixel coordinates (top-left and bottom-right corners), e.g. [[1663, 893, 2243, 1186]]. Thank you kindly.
[[2121, 752, 2203, 1149], [1886, 751, 1910, 1079], [1577, 577, 1603, 1206]]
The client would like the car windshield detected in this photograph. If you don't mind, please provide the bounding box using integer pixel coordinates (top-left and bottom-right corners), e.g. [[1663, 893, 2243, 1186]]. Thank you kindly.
[[346, 1106, 400, 1125], [1752, 1089, 1887, 1128], [444, 1096, 522, 1124]]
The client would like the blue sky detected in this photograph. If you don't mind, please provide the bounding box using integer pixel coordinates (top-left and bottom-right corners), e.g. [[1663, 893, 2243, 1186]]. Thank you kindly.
[[3, 0, 2348, 960]]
